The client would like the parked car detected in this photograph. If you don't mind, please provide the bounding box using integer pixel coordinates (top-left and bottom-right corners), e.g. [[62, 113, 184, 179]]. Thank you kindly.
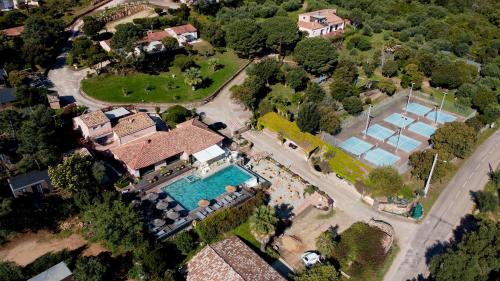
[[301, 251, 321, 267], [288, 142, 298, 149]]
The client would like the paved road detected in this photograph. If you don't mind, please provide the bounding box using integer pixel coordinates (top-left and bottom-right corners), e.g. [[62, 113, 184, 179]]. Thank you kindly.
[[384, 130, 500, 281]]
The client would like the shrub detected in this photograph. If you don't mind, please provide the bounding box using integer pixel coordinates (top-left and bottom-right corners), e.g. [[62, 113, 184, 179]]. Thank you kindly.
[[474, 191, 498, 212], [367, 166, 404, 196], [342, 96, 363, 115], [382, 60, 398, 77], [173, 231, 197, 254], [378, 79, 397, 96]]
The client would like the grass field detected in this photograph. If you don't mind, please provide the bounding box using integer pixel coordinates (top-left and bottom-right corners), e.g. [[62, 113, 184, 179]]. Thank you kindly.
[[81, 50, 247, 103], [259, 112, 371, 182]]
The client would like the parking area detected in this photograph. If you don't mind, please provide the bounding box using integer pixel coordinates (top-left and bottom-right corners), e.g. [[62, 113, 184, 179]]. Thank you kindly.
[[336, 96, 461, 171]]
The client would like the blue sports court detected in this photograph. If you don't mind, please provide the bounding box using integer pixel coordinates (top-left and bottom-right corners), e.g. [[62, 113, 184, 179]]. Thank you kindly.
[[387, 134, 421, 153], [425, 111, 457, 124], [339, 137, 374, 156], [384, 113, 415, 128], [363, 124, 395, 141], [363, 148, 400, 166], [406, 102, 432, 117], [408, 121, 437, 138]]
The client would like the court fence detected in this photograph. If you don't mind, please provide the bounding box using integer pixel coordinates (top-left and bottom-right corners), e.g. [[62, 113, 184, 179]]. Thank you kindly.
[[413, 91, 476, 118]]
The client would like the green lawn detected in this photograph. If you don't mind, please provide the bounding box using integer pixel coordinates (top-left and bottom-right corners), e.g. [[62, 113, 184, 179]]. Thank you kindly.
[[230, 221, 260, 249], [81, 50, 247, 103], [259, 112, 371, 182]]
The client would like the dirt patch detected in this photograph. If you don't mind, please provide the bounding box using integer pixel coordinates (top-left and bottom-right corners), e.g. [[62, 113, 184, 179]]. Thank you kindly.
[[0, 231, 106, 266]]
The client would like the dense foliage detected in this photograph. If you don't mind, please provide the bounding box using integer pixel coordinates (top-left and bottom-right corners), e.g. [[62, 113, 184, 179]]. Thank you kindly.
[[294, 264, 340, 281], [366, 166, 404, 196]]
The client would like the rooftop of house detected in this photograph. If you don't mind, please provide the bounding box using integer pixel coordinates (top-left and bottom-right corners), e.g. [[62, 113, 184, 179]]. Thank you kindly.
[[8, 170, 50, 191], [0, 87, 16, 104], [47, 93, 59, 103], [111, 119, 224, 170], [299, 9, 344, 25], [297, 21, 323, 30], [27, 262, 72, 281], [78, 110, 110, 127], [113, 112, 156, 137], [104, 107, 131, 120], [168, 24, 197, 35], [186, 236, 286, 281], [142, 30, 171, 42], [1, 25, 24, 37]]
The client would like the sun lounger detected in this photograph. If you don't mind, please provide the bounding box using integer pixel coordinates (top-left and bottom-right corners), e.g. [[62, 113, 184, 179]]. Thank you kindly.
[[196, 212, 206, 220], [155, 230, 165, 237], [234, 191, 243, 197], [221, 198, 229, 205], [205, 206, 214, 213], [174, 218, 187, 226], [213, 203, 221, 209], [224, 195, 233, 202]]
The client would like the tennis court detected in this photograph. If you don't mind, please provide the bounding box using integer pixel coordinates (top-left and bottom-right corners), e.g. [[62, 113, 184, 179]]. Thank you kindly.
[[408, 121, 437, 138], [363, 148, 400, 166], [425, 111, 457, 124], [384, 113, 415, 128], [339, 137, 374, 156], [387, 134, 421, 153], [406, 102, 432, 117], [364, 124, 395, 141]]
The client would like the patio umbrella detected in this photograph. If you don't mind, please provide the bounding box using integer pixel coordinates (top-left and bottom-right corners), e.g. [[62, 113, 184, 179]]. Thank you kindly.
[[225, 185, 236, 193], [153, 219, 165, 227], [156, 201, 168, 210], [198, 199, 210, 208], [146, 193, 159, 201], [166, 210, 180, 220]]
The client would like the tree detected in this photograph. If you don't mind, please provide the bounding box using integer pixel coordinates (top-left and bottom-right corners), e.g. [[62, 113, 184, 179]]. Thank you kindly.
[[294, 264, 340, 281], [316, 230, 337, 258], [68, 37, 107, 67], [304, 83, 326, 103], [173, 55, 196, 71], [330, 79, 358, 101], [431, 61, 478, 89], [378, 79, 397, 96], [74, 256, 108, 281], [429, 219, 499, 281], [82, 16, 104, 38], [402, 64, 424, 89], [297, 102, 320, 133], [285, 67, 308, 91], [408, 149, 453, 182], [173, 231, 196, 254], [48, 154, 99, 194], [161, 105, 194, 127], [83, 193, 143, 252], [483, 104, 500, 124], [92, 161, 106, 184], [161, 36, 179, 52], [474, 191, 498, 212], [22, 16, 65, 67], [294, 38, 338, 74], [225, 18, 266, 57], [14, 86, 48, 107], [207, 58, 222, 72], [0, 261, 24, 281], [319, 108, 341, 135], [432, 122, 477, 158], [184, 67, 203, 90], [201, 22, 225, 47], [247, 58, 281, 85], [260, 16, 300, 55], [230, 76, 266, 111], [471, 87, 496, 113], [367, 167, 404, 196], [382, 60, 398, 77], [111, 23, 144, 51], [342, 96, 363, 115], [249, 205, 278, 251]]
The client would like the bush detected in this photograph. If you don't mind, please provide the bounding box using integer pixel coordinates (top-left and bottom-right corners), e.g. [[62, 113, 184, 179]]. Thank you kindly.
[[474, 191, 499, 212], [281, 0, 302, 11], [161, 105, 194, 127], [195, 192, 265, 242], [342, 96, 363, 115], [173, 231, 197, 254], [367, 166, 404, 196], [378, 79, 397, 96], [173, 55, 196, 71], [382, 60, 398, 77]]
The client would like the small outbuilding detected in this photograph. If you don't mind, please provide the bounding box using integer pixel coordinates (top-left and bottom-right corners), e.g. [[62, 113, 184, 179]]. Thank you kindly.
[[8, 170, 52, 198]]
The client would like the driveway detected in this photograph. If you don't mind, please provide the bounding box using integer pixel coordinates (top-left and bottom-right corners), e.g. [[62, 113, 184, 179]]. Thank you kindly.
[[384, 130, 500, 281]]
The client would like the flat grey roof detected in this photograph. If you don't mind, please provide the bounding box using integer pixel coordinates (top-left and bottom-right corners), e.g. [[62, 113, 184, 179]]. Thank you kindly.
[[27, 262, 72, 281], [8, 170, 50, 190], [105, 107, 130, 120]]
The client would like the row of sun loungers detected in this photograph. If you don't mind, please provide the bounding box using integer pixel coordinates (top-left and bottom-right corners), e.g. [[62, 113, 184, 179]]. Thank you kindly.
[[194, 191, 247, 220]]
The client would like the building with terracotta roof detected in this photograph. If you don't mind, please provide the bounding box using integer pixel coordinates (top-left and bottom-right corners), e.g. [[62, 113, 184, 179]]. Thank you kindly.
[[73, 110, 112, 140], [111, 118, 224, 176], [298, 9, 346, 37], [166, 24, 198, 46], [112, 112, 156, 145], [1, 25, 24, 37], [186, 236, 286, 281]]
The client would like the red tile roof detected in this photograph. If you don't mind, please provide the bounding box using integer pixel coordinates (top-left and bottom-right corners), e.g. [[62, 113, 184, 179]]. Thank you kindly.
[[110, 119, 223, 170], [298, 9, 345, 29], [297, 21, 323, 30], [187, 237, 286, 281], [78, 111, 109, 127], [113, 112, 155, 137], [1, 26, 24, 37], [168, 24, 197, 35], [142, 31, 171, 42]]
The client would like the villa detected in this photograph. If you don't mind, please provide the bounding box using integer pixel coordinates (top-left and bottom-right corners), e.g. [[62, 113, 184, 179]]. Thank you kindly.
[[165, 24, 198, 46], [186, 236, 286, 281], [297, 9, 347, 37]]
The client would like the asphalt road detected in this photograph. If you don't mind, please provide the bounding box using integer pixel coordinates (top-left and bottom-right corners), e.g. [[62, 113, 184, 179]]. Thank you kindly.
[[384, 129, 500, 281]]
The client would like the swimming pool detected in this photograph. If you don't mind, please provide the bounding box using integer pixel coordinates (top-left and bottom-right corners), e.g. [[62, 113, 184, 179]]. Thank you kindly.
[[161, 165, 253, 211]]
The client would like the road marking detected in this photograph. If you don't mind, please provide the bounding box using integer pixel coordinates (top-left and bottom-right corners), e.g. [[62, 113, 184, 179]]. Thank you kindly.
[[467, 173, 473, 180]]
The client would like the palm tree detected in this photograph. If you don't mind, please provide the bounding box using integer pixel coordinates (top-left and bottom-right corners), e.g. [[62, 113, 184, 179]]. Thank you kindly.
[[183, 67, 202, 90], [249, 205, 278, 252], [208, 58, 221, 72]]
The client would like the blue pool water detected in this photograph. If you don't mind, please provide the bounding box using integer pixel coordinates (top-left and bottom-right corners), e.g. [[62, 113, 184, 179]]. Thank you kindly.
[[161, 165, 253, 211]]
